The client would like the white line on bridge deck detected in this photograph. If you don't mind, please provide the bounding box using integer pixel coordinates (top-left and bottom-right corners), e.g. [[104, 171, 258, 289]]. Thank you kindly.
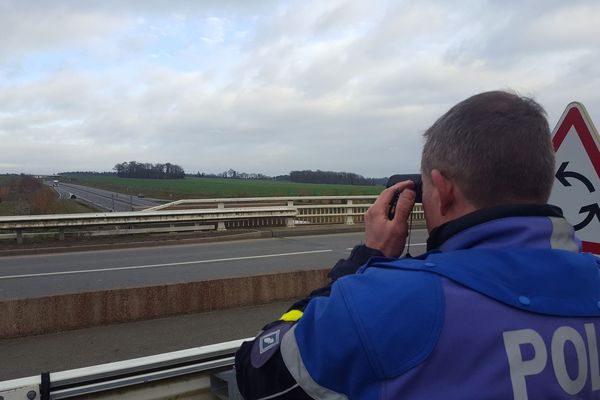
[[345, 242, 427, 251], [0, 250, 334, 280]]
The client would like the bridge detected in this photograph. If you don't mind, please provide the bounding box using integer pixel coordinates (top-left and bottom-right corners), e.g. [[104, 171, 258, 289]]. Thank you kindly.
[[0, 195, 424, 243], [0, 195, 427, 399]]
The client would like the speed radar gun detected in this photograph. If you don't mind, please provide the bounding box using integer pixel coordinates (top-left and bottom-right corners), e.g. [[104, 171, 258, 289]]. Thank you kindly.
[[386, 174, 422, 219], [386, 173, 422, 258]]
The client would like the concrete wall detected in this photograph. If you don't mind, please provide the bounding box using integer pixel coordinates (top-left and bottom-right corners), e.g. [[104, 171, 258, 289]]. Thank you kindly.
[[0, 269, 329, 339]]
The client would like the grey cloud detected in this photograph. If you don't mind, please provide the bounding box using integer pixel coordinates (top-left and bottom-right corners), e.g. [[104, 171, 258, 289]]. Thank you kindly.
[[2, 0, 600, 177], [0, 5, 131, 62], [312, 1, 371, 34], [444, 1, 600, 68]]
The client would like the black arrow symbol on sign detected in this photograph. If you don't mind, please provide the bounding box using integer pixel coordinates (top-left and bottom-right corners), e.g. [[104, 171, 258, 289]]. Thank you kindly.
[[556, 162, 595, 193], [573, 203, 600, 231]]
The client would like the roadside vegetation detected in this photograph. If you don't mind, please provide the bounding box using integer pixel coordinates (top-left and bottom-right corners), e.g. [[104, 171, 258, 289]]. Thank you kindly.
[[0, 175, 96, 216], [60, 175, 384, 199]]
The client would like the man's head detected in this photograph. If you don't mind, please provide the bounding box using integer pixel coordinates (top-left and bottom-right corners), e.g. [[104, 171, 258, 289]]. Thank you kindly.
[[420, 90, 555, 232]]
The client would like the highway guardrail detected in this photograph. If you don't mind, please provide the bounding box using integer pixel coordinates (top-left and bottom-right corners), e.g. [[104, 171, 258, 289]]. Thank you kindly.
[[0, 196, 424, 243], [145, 196, 424, 226], [0, 206, 296, 244], [0, 338, 248, 400]]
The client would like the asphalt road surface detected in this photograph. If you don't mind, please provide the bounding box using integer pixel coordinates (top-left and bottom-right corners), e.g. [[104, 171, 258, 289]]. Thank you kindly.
[[0, 230, 428, 300], [48, 182, 159, 211]]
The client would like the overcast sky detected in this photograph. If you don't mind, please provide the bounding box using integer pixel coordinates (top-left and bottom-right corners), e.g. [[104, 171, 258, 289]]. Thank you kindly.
[[1, 0, 599, 177]]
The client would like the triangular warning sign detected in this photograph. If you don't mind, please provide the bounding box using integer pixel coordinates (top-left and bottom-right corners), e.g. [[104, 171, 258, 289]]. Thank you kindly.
[[549, 102, 600, 255]]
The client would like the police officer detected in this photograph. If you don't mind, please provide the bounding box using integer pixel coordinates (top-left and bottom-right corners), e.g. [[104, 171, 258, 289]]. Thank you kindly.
[[235, 91, 600, 399]]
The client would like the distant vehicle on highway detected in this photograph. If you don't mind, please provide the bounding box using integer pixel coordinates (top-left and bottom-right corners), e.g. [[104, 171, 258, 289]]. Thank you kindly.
[[137, 193, 145, 198], [69, 193, 77, 199], [53, 180, 59, 186]]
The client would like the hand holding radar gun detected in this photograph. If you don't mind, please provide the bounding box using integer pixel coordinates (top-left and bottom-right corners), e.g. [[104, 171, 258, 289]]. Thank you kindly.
[[385, 174, 422, 258], [386, 174, 423, 219]]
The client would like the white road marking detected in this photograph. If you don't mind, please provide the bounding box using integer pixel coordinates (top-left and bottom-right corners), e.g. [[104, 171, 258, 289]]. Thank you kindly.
[[345, 242, 427, 251], [0, 250, 333, 280]]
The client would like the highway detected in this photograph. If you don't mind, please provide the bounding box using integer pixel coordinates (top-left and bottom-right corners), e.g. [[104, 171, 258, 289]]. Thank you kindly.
[[48, 182, 159, 211], [0, 230, 428, 300]]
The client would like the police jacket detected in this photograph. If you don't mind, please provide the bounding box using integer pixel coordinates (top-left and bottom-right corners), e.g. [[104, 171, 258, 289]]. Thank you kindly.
[[235, 204, 600, 399]]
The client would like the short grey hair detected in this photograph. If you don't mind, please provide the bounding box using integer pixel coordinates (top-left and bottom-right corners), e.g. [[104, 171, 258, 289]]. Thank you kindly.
[[421, 91, 555, 207]]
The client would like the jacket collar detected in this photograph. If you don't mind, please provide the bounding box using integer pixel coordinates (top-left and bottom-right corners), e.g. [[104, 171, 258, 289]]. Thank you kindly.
[[426, 204, 580, 252]]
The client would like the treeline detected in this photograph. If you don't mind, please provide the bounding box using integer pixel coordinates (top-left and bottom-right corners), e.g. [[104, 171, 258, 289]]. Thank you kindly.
[[193, 169, 272, 180], [192, 169, 385, 185], [289, 170, 379, 186], [113, 161, 185, 179], [59, 166, 390, 186], [58, 171, 115, 176]]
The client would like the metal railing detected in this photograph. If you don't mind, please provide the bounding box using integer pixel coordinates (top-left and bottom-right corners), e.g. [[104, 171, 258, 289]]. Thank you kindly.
[[143, 195, 379, 212], [0, 338, 249, 399], [0, 196, 425, 243], [144, 196, 424, 226], [0, 207, 296, 244]]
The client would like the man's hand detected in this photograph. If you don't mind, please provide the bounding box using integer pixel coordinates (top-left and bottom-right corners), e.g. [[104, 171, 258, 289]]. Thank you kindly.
[[365, 181, 416, 258]]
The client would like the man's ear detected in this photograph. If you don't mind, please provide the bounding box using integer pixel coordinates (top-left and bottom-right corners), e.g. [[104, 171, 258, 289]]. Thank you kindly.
[[431, 169, 454, 216]]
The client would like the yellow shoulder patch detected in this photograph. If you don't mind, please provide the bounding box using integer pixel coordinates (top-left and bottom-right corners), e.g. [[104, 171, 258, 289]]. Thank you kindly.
[[279, 309, 304, 322]]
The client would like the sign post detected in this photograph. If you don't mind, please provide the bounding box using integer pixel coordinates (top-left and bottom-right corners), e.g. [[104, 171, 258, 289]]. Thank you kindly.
[[548, 102, 600, 255]]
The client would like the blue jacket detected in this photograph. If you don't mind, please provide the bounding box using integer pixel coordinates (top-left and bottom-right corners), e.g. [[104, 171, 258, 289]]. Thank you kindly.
[[235, 205, 600, 399]]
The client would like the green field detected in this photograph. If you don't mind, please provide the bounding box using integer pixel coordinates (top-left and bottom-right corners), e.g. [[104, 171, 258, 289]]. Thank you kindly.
[[61, 175, 384, 199]]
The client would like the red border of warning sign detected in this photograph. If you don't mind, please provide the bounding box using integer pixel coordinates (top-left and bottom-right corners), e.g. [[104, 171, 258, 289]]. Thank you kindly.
[[552, 103, 600, 254]]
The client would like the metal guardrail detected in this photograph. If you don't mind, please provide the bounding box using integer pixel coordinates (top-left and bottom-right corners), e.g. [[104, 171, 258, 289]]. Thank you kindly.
[[143, 195, 380, 212], [0, 338, 249, 399], [144, 196, 424, 226], [0, 207, 297, 244], [0, 196, 425, 243]]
